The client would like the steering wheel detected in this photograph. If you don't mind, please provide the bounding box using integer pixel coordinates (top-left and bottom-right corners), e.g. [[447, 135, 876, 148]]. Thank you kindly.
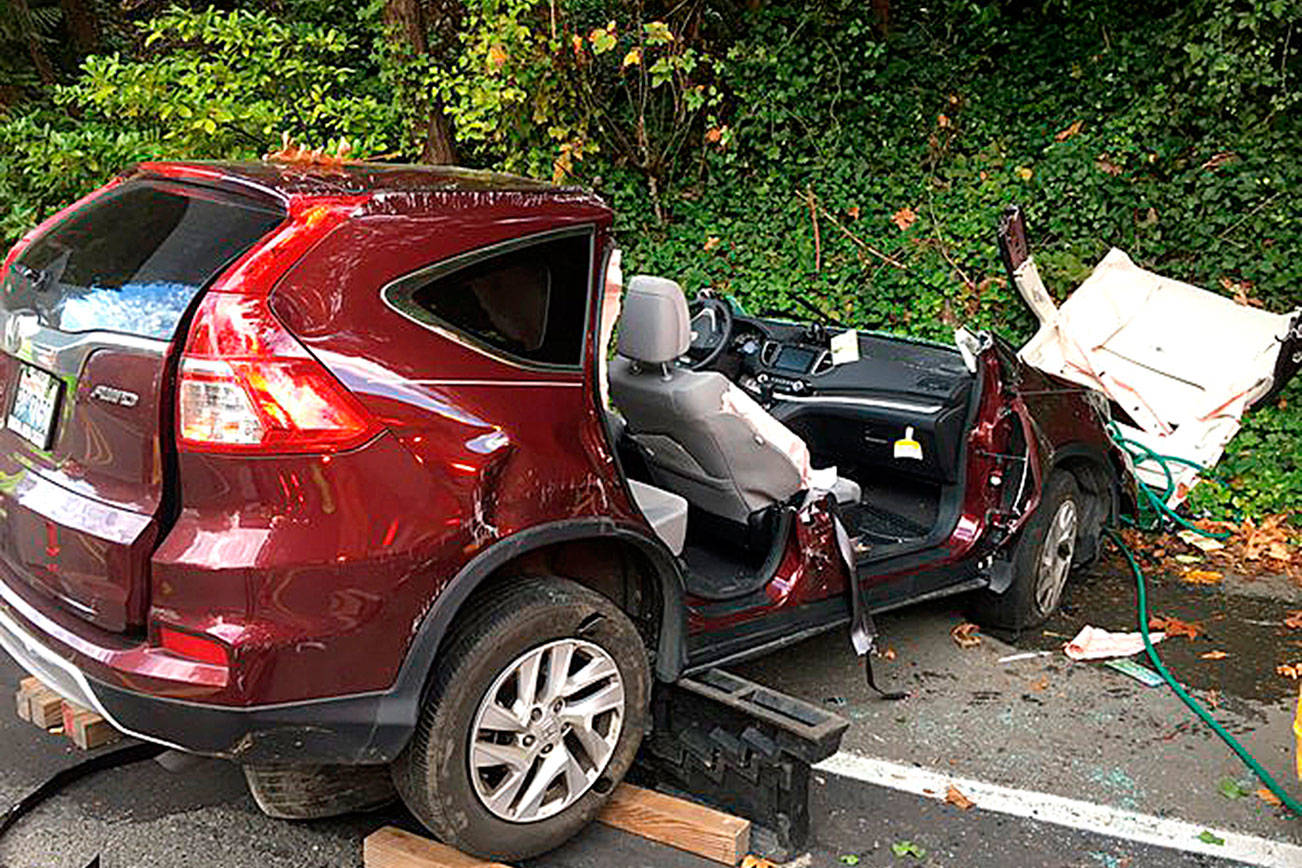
[[685, 297, 734, 370]]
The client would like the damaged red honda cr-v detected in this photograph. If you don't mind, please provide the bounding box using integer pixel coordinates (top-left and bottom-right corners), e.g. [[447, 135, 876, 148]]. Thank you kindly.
[[2, 160, 1290, 859]]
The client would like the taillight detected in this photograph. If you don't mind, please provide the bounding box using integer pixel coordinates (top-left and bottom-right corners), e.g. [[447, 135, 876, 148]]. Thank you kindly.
[[177, 193, 378, 454], [178, 294, 381, 453]]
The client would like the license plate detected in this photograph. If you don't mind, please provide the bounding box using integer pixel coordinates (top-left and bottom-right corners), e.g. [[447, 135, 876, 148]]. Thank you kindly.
[[7, 363, 62, 450]]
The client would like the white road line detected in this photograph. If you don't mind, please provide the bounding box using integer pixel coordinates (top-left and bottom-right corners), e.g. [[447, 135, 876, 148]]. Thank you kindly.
[[814, 751, 1302, 867]]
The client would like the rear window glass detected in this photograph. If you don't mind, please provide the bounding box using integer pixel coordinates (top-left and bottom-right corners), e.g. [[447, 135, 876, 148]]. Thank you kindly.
[[9, 180, 284, 340], [404, 233, 592, 368]]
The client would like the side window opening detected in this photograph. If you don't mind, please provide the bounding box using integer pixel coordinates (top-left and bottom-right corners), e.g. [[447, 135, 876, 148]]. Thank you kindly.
[[404, 232, 592, 368]]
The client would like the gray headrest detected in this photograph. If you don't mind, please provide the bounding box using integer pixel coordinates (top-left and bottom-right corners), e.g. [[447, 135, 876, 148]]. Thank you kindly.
[[616, 275, 691, 364]]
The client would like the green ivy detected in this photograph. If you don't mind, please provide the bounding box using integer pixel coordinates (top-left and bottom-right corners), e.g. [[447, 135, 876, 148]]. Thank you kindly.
[[0, 0, 1297, 524]]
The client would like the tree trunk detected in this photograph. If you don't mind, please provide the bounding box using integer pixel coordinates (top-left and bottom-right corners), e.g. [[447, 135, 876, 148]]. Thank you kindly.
[[12, 0, 57, 85], [59, 0, 101, 54], [383, 0, 458, 164], [871, 0, 890, 35]]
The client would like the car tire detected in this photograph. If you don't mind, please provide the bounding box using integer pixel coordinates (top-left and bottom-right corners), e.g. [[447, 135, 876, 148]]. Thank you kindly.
[[392, 577, 651, 861], [243, 762, 397, 819], [969, 471, 1082, 630]]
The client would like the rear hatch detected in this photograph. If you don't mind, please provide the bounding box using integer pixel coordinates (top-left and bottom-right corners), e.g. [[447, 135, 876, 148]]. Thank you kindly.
[[0, 178, 284, 631]]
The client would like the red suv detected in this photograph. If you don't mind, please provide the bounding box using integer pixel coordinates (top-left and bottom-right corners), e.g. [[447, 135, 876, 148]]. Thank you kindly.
[[0, 161, 1137, 858]]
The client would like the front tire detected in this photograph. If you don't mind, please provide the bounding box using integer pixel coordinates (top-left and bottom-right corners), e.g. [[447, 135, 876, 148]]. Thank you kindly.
[[969, 471, 1082, 630], [392, 577, 650, 860]]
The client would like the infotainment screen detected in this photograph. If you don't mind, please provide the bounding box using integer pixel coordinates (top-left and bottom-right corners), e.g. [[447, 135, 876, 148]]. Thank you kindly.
[[774, 345, 818, 374]]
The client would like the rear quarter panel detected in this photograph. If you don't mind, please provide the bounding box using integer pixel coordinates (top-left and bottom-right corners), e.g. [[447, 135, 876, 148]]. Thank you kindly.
[[153, 199, 650, 705]]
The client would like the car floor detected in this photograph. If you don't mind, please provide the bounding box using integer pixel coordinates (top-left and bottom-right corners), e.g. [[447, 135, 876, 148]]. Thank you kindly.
[[840, 471, 941, 543]]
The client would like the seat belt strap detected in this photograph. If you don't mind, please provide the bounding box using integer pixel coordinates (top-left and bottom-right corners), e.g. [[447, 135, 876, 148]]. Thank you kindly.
[[833, 513, 907, 701]]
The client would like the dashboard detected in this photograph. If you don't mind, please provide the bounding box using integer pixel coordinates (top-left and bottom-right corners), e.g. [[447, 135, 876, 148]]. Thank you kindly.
[[722, 316, 971, 405], [711, 314, 978, 483]]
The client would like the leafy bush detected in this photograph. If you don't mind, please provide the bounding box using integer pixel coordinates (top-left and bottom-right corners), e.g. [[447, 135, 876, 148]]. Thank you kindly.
[[0, 0, 1297, 524]]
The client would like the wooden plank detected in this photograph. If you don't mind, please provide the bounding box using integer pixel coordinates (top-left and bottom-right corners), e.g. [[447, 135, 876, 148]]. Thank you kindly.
[[597, 784, 750, 865], [60, 701, 121, 750], [363, 827, 512, 868], [26, 687, 64, 728], [15, 676, 43, 723]]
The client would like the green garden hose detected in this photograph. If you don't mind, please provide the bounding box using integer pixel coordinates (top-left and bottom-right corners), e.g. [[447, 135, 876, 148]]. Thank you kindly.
[[1104, 426, 1300, 814], [1109, 529, 1302, 815]]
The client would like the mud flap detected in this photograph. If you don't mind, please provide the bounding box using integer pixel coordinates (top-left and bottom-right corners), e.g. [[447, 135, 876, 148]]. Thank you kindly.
[[633, 669, 849, 859]]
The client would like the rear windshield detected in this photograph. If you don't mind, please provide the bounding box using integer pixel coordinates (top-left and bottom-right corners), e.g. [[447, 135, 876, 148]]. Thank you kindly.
[[8, 180, 284, 340]]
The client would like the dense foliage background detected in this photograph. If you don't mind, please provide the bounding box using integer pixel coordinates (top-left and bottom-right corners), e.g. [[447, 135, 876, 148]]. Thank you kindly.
[[2, 0, 1299, 523]]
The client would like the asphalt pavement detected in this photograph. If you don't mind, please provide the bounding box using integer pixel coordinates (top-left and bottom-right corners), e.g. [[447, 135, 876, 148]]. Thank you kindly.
[[0, 550, 1298, 867]]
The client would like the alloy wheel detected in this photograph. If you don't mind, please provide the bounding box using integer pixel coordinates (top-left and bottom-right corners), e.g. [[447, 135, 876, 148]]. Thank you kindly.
[[468, 638, 625, 823], [1034, 498, 1078, 615]]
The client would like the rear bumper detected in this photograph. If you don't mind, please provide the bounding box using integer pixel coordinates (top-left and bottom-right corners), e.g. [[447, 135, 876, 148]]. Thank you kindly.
[[0, 595, 414, 764]]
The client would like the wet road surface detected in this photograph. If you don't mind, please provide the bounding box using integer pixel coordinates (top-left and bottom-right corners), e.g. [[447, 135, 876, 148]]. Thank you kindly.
[[0, 552, 1298, 866]]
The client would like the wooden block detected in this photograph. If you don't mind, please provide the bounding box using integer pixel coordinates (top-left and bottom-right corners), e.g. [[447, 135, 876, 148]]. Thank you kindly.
[[15, 675, 42, 722], [61, 699, 83, 735], [363, 827, 512, 868], [61, 701, 121, 750], [597, 784, 750, 865], [27, 688, 64, 728], [74, 714, 121, 750]]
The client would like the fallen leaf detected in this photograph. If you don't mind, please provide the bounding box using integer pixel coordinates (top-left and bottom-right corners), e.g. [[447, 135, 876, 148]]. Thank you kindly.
[[1277, 663, 1301, 679], [1183, 570, 1223, 586], [880, 645, 897, 661], [1267, 541, 1292, 563], [1149, 615, 1203, 640], [1218, 777, 1248, 800], [1030, 675, 1049, 691], [1200, 650, 1228, 660], [890, 206, 917, 231], [1174, 554, 1202, 564], [945, 784, 975, 810], [1198, 830, 1225, 846], [703, 235, 721, 252], [1258, 787, 1283, 807], [1286, 611, 1302, 629], [950, 622, 981, 648], [741, 856, 777, 868], [1177, 529, 1225, 552], [1054, 120, 1084, 141], [838, 856, 860, 866], [892, 841, 926, 858], [1096, 156, 1123, 176]]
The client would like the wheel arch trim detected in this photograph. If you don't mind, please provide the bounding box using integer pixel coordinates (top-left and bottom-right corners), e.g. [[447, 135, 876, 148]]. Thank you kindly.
[[394, 518, 688, 702]]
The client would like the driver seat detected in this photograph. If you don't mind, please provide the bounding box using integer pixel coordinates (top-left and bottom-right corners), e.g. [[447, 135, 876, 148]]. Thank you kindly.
[[610, 276, 858, 528]]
